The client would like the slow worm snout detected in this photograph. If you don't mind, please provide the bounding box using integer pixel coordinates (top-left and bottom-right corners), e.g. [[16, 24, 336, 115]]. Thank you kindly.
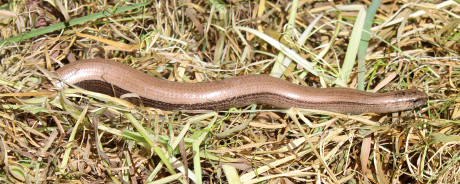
[[55, 59, 428, 113]]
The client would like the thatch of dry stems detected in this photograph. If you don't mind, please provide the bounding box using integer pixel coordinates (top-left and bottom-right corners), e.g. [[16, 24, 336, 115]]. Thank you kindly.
[[0, 0, 459, 183]]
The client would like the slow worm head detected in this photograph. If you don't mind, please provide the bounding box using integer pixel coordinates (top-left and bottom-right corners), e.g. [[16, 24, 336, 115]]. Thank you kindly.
[[55, 59, 428, 113]]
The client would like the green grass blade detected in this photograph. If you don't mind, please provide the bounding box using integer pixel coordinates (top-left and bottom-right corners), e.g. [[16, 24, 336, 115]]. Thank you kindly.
[[0, 1, 150, 46], [332, 5, 366, 83], [357, 0, 382, 91]]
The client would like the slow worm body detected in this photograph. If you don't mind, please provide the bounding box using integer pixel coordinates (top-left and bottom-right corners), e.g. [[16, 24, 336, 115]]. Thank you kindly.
[[55, 59, 427, 113]]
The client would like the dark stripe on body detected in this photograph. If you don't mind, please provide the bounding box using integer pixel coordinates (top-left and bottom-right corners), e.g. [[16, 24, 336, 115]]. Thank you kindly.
[[74, 80, 426, 112]]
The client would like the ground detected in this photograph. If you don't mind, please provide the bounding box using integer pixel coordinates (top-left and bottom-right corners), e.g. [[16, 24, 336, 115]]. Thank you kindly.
[[0, 0, 459, 183]]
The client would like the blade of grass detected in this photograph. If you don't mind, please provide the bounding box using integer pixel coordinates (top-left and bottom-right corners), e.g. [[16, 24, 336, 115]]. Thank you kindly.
[[148, 173, 183, 184], [0, 1, 150, 46], [124, 112, 177, 175], [236, 26, 319, 77], [327, 5, 366, 83], [170, 112, 217, 149], [270, 0, 299, 77], [60, 105, 88, 169], [357, 0, 381, 91], [222, 165, 242, 184], [193, 115, 218, 184]]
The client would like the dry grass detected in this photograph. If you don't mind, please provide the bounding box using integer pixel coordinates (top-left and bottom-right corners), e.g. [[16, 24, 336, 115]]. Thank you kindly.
[[0, 0, 459, 183]]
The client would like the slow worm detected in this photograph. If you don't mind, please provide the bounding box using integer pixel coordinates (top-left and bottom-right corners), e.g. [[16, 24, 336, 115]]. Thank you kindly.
[[55, 59, 428, 113]]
